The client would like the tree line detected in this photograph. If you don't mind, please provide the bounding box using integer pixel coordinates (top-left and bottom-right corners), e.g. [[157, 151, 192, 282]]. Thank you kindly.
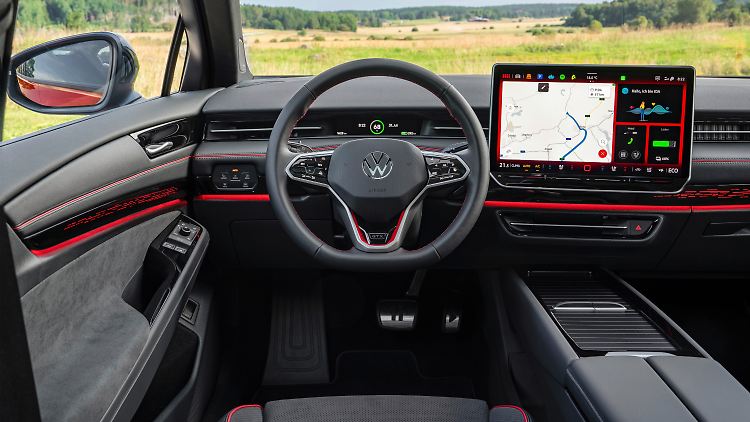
[[240, 5, 358, 32], [16, 1, 749, 34], [18, 0, 177, 31], [565, 0, 750, 29], [239, 4, 578, 32], [347, 4, 579, 27]]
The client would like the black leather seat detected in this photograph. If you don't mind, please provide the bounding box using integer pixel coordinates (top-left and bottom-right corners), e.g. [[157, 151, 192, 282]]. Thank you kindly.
[[220, 396, 531, 422]]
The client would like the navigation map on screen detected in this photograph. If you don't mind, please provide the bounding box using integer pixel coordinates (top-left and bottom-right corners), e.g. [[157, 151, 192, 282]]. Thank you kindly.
[[498, 81, 616, 163]]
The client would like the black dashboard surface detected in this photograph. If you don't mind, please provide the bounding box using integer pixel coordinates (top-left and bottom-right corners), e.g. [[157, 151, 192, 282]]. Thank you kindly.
[[192, 73, 750, 272], [200, 75, 750, 188], [203, 75, 750, 115]]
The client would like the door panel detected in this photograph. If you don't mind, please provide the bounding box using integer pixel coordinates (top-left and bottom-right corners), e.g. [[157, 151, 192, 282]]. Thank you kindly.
[[0, 90, 219, 206], [5, 137, 193, 239], [1, 91, 215, 421], [22, 212, 178, 422]]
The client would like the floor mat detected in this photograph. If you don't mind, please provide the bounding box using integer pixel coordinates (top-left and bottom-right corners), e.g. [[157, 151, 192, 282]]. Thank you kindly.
[[253, 350, 476, 404]]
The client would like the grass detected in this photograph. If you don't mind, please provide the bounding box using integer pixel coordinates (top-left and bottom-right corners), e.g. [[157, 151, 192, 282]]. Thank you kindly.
[[244, 20, 750, 75], [4, 19, 749, 140]]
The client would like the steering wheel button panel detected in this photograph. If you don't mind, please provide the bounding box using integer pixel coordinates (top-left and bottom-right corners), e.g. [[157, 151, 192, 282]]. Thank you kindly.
[[424, 153, 470, 187], [289, 154, 331, 185]]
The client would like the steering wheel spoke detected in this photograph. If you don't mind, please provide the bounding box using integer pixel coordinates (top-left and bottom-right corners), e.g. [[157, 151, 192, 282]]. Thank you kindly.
[[285, 151, 333, 188], [423, 151, 470, 188]]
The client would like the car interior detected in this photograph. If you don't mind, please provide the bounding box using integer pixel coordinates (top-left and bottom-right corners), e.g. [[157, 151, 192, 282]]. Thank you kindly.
[[1, 1, 750, 421]]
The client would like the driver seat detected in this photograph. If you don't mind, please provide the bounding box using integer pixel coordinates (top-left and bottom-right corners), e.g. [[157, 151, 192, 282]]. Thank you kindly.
[[220, 395, 531, 422]]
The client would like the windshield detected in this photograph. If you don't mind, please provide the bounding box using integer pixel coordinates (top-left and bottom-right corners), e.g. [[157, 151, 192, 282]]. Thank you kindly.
[[241, 0, 750, 76]]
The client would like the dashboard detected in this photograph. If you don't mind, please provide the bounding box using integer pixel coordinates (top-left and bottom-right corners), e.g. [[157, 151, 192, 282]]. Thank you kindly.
[[191, 69, 750, 272], [489, 64, 695, 193], [3, 58, 750, 273]]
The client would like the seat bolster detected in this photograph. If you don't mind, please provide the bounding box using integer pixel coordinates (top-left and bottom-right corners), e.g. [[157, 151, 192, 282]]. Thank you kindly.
[[221, 404, 263, 422], [489, 405, 532, 422]]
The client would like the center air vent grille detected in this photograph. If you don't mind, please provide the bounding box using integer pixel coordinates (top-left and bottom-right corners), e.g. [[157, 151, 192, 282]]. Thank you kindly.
[[430, 121, 489, 138], [694, 119, 750, 142], [205, 121, 324, 141], [531, 280, 676, 353]]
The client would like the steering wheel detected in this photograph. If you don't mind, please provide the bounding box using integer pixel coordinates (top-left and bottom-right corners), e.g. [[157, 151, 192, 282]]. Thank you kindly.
[[266, 58, 489, 271]]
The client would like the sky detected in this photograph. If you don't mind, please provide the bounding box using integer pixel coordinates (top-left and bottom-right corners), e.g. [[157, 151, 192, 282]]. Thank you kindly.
[[241, 1, 593, 11]]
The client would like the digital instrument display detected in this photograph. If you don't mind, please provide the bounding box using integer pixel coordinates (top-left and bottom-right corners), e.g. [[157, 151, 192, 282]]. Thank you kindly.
[[489, 64, 695, 192], [336, 117, 421, 137]]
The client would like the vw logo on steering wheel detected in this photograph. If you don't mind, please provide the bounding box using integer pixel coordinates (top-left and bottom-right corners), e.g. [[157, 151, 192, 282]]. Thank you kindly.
[[362, 151, 393, 180]]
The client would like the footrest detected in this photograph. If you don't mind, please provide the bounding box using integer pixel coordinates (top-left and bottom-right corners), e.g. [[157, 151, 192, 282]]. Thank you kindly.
[[262, 280, 329, 385]]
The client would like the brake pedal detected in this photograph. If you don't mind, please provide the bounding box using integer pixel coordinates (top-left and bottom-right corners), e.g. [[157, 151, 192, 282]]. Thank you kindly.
[[442, 305, 462, 333], [377, 300, 418, 331]]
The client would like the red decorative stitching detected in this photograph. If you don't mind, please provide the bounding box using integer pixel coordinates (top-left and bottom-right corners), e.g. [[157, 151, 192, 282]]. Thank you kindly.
[[14, 152, 272, 231], [492, 405, 529, 422], [226, 404, 262, 422], [14, 156, 190, 231], [193, 153, 266, 159]]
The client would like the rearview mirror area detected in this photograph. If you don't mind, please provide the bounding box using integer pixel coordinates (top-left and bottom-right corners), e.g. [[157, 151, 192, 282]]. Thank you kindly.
[[8, 32, 141, 115]]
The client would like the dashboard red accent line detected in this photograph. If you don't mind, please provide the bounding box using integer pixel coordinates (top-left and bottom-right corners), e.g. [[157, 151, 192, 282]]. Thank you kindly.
[[194, 194, 270, 201], [30, 199, 187, 256], [484, 200, 691, 212], [692, 204, 750, 211]]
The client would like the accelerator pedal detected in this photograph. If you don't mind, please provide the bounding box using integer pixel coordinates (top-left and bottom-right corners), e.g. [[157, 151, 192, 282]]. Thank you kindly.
[[377, 300, 418, 331]]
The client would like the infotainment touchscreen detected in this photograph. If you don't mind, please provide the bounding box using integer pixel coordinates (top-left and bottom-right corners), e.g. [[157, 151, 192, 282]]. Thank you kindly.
[[489, 64, 695, 192]]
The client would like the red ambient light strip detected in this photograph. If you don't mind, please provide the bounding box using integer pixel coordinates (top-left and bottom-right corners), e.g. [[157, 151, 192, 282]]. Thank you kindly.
[[30, 199, 186, 256]]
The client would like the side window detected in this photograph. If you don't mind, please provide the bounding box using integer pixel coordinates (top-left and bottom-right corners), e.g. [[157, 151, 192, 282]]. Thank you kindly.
[[168, 28, 189, 95], [3, 1, 181, 141]]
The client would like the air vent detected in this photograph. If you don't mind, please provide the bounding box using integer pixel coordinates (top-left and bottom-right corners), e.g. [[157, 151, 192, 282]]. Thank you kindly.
[[531, 280, 676, 352], [204, 120, 324, 141], [694, 119, 750, 142], [430, 121, 489, 138]]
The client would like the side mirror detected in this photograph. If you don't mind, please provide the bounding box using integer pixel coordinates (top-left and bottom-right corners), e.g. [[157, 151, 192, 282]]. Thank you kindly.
[[8, 32, 141, 115]]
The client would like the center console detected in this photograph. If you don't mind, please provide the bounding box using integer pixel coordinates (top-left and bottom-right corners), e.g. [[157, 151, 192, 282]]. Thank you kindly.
[[494, 269, 750, 422], [489, 64, 695, 193]]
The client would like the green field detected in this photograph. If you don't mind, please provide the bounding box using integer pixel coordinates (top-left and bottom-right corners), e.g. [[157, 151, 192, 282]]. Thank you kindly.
[[245, 20, 750, 75], [4, 19, 749, 141]]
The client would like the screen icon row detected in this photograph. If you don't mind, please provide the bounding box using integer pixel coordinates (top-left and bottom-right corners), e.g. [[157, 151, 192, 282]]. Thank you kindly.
[[503, 73, 578, 81]]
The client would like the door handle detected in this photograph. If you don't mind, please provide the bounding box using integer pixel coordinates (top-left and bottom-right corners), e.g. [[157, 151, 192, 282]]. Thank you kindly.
[[144, 141, 174, 156]]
